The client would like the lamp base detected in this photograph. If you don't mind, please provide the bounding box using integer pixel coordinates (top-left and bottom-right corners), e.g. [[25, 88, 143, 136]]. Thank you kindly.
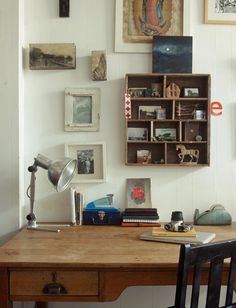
[[27, 225, 60, 232], [26, 213, 60, 232]]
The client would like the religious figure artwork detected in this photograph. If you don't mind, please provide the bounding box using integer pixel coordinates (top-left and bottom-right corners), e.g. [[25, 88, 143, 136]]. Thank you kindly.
[[91, 50, 107, 81], [123, 0, 183, 43]]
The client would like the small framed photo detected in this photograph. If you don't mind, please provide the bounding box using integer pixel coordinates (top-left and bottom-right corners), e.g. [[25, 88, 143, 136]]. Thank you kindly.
[[128, 88, 147, 98], [155, 128, 176, 141], [156, 108, 166, 120], [127, 127, 148, 141], [64, 88, 100, 132], [137, 150, 151, 164], [65, 142, 106, 183], [29, 43, 76, 70], [183, 87, 200, 97], [194, 109, 206, 120], [139, 106, 157, 120], [126, 178, 152, 208]]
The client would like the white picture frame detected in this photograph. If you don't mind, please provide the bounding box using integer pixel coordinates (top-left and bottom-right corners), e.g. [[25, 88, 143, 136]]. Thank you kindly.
[[64, 88, 100, 132], [65, 142, 106, 183], [205, 0, 236, 24], [115, 0, 191, 53]]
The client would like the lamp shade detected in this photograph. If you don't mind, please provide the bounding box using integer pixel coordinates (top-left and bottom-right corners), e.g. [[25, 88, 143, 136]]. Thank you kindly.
[[34, 154, 77, 192], [48, 158, 77, 192]]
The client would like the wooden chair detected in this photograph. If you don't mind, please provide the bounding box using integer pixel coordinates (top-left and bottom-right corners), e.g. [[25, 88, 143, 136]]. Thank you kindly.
[[168, 239, 236, 308]]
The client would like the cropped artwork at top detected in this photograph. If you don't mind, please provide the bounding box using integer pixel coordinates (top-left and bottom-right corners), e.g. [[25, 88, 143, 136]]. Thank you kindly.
[[215, 0, 236, 13], [123, 0, 183, 43]]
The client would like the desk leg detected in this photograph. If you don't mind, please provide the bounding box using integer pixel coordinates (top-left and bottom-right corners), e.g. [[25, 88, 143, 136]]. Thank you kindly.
[[35, 303, 48, 308], [0, 268, 12, 308]]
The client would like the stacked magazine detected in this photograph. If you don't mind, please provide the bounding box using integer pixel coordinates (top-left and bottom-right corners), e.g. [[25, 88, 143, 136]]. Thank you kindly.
[[140, 227, 216, 245], [121, 208, 160, 227]]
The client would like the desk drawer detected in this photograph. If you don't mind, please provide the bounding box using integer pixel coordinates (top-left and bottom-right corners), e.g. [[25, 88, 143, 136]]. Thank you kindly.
[[10, 270, 98, 296]]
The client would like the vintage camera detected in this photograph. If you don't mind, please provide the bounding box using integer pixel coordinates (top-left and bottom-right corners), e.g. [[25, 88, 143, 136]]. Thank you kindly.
[[164, 211, 193, 232]]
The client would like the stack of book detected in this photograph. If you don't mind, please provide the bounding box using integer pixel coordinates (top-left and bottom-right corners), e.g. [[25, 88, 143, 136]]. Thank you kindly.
[[121, 208, 160, 227], [70, 187, 84, 225], [140, 227, 216, 245]]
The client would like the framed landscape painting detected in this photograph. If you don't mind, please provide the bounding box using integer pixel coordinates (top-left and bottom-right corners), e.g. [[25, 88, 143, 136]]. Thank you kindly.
[[115, 0, 191, 53], [205, 0, 236, 24], [29, 43, 76, 70]]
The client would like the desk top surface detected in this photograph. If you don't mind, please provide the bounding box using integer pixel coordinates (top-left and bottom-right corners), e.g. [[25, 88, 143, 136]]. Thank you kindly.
[[0, 224, 235, 269]]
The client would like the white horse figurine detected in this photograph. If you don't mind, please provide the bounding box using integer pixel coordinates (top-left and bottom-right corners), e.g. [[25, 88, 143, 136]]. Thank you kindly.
[[176, 144, 199, 163]]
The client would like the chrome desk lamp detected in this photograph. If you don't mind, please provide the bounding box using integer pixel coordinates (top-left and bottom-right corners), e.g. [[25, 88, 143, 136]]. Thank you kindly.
[[26, 154, 77, 232]]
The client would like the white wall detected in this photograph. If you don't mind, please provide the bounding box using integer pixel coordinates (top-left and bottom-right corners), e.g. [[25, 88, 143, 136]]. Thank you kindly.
[[23, 0, 236, 224], [0, 0, 235, 307], [0, 0, 22, 243]]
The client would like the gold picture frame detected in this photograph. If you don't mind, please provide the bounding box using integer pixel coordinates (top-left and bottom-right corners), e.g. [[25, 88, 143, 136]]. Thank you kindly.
[[205, 0, 236, 24], [115, 0, 191, 53]]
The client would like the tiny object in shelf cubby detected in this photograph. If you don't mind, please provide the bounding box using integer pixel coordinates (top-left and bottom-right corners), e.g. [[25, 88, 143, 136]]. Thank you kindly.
[[125, 73, 211, 166]]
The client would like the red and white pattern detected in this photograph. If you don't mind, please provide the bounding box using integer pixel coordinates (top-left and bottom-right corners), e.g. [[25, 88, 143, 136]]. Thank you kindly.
[[125, 93, 131, 119]]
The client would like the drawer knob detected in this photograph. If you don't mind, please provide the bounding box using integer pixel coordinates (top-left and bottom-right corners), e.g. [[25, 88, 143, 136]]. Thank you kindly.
[[42, 282, 67, 295]]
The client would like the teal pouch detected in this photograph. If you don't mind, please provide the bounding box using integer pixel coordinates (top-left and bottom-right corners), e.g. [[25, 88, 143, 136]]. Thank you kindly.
[[193, 204, 232, 225]]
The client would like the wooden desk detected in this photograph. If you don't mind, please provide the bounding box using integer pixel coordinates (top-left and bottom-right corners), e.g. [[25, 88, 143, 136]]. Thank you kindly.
[[0, 224, 235, 308]]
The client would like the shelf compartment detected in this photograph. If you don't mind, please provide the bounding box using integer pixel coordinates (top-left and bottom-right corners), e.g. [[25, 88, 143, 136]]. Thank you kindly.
[[182, 121, 208, 142], [153, 121, 180, 142], [126, 143, 165, 165], [165, 74, 210, 98], [167, 143, 209, 165], [129, 100, 173, 120]]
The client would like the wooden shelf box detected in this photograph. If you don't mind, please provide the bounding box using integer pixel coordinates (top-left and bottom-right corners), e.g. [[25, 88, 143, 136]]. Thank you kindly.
[[125, 73, 211, 166]]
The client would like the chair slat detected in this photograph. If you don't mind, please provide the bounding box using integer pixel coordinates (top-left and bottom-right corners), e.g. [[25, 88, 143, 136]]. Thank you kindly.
[[168, 239, 236, 308], [190, 263, 202, 308]]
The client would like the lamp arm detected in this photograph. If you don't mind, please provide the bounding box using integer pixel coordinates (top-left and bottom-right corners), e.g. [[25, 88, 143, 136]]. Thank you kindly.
[[29, 167, 37, 215], [26, 163, 38, 226]]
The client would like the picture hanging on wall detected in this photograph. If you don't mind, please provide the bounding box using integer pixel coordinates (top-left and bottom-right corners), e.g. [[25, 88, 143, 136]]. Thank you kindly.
[[152, 36, 192, 73], [205, 0, 236, 24], [29, 43, 76, 70], [115, 0, 191, 53], [91, 50, 107, 81], [64, 88, 100, 132], [65, 142, 106, 183], [126, 178, 152, 208]]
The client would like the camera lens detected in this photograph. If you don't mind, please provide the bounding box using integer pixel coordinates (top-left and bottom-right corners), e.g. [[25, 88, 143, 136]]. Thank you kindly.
[[171, 211, 183, 221]]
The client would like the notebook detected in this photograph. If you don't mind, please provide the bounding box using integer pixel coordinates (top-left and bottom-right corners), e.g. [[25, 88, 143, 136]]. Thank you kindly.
[[140, 231, 216, 245], [152, 228, 196, 237]]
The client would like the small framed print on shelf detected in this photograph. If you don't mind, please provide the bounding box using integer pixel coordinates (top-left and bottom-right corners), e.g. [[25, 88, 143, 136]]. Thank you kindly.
[[183, 87, 199, 97], [156, 108, 166, 120], [127, 127, 148, 141], [155, 128, 176, 141], [139, 106, 157, 120], [128, 87, 146, 98], [137, 150, 151, 164], [64, 88, 100, 132], [65, 142, 106, 183]]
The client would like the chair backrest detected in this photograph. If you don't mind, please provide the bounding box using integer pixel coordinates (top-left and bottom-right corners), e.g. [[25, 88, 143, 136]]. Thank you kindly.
[[173, 239, 236, 308]]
